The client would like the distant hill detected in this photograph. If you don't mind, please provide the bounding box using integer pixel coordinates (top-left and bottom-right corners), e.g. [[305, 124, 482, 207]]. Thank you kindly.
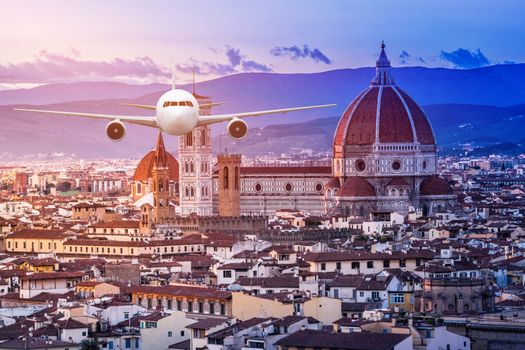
[[0, 82, 166, 105], [1, 64, 525, 159], [214, 103, 525, 157]]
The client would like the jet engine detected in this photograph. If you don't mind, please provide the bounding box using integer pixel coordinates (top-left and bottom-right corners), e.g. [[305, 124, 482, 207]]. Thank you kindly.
[[227, 118, 248, 139], [105, 120, 126, 141]]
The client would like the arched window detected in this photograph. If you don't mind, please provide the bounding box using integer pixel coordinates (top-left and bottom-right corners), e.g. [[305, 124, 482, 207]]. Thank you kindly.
[[223, 167, 229, 189], [185, 186, 189, 197], [137, 183, 142, 194], [201, 129, 206, 145], [190, 186, 195, 197], [185, 132, 193, 147], [184, 162, 189, 173], [201, 186, 206, 197], [190, 162, 194, 173], [234, 166, 240, 190]]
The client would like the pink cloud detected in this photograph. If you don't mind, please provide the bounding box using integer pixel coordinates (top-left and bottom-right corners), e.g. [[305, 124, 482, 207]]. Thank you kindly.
[[0, 50, 170, 83]]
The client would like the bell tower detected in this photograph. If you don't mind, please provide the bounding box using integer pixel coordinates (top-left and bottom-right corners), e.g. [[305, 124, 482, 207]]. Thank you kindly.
[[217, 154, 241, 216], [178, 92, 213, 216], [152, 132, 172, 222]]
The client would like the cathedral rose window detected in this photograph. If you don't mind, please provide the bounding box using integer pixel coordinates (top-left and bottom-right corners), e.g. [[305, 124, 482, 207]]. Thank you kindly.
[[392, 160, 401, 171], [355, 160, 366, 172]]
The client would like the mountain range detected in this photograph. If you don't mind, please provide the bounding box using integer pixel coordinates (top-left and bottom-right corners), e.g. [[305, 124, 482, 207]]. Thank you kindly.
[[1, 63, 524, 159]]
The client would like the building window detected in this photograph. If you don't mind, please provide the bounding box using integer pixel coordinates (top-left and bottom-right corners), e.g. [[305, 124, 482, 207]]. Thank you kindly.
[[235, 166, 240, 190], [168, 331, 173, 337], [201, 129, 206, 145], [125, 339, 131, 348], [320, 263, 326, 271], [367, 261, 374, 269], [383, 260, 390, 268], [391, 160, 401, 171], [351, 262, 360, 270], [223, 167, 229, 189], [220, 303, 226, 315], [185, 132, 193, 147], [336, 262, 341, 270], [223, 270, 232, 278], [390, 293, 405, 304], [355, 159, 366, 172]]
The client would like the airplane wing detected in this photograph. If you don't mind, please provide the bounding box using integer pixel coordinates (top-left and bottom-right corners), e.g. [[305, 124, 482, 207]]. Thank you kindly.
[[120, 103, 156, 111], [196, 104, 336, 126], [13, 108, 157, 127], [200, 102, 226, 108]]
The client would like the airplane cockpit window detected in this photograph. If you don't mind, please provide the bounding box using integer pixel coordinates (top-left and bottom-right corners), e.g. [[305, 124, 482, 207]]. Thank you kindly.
[[163, 101, 194, 107]]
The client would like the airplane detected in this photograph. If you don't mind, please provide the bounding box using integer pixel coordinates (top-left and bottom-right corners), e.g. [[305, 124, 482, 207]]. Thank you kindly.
[[14, 76, 336, 141]]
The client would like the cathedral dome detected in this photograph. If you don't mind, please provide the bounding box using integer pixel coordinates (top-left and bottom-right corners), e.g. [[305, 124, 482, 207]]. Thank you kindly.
[[420, 175, 453, 196], [338, 176, 375, 197], [133, 133, 179, 182], [333, 43, 435, 149]]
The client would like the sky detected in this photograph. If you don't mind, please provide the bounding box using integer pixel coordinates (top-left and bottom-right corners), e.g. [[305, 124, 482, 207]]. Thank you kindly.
[[0, 0, 524, 88]]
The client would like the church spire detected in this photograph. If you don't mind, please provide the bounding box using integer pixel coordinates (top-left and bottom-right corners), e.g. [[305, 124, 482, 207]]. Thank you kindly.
[[154, 131, 168, 168], [371, 41, 394, 86]]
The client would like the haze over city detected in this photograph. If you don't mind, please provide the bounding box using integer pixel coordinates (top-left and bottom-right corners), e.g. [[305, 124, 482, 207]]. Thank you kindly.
[[0, 2, 525, 350]]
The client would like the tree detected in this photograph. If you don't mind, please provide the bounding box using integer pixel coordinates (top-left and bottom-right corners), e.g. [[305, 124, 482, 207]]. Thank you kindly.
[[81, 339, 100, 350], [354, 234, 369, 242]]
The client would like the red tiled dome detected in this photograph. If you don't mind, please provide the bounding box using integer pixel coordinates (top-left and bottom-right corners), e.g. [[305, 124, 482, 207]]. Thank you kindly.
[[339, 177, 375, 197], [325, 177, 341, 189], [420, 175, 453, 196], [133, 132, 179, 182], [334, 86, 435, 147], [333, 44, 435, 148], [133, 151, 179, 182]]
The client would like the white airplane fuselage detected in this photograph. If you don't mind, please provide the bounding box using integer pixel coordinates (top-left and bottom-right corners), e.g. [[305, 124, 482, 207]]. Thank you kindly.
[[155, 89, 200, 135]]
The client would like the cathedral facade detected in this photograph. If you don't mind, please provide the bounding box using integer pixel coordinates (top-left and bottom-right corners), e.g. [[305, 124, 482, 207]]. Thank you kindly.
[[131, 43, 456, 221]]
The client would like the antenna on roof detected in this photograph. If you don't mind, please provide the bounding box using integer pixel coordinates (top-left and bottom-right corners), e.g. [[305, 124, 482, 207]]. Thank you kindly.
[[171, 65, 176, 90], [192, 70, 196, 95]]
